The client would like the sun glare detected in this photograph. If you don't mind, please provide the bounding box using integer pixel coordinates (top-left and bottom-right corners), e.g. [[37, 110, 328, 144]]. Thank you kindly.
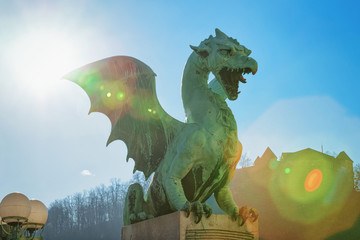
[[9, 29, 80, 99]]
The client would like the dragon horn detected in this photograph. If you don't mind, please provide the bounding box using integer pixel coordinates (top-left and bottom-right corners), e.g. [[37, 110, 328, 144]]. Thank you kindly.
[[215, 28, 228, 38], [190, 45, 199, 51]]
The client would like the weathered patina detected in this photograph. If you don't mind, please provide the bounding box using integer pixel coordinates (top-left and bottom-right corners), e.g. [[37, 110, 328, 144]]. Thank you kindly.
[[65, 29, 258, 225]]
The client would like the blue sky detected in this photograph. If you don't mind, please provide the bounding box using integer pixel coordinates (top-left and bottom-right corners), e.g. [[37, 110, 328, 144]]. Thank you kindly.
[[0, 0, 359, 206]]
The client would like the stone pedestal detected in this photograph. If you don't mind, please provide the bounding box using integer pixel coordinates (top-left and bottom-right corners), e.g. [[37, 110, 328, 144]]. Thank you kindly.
[[122, 211, 259, 240]]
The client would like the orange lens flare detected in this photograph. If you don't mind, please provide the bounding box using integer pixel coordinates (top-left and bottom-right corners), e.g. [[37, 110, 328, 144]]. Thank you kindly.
[[305, 169, 323, 192]]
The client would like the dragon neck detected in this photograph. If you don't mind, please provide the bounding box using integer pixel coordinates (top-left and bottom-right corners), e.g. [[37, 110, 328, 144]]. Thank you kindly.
[[181, 53, 237, 132]]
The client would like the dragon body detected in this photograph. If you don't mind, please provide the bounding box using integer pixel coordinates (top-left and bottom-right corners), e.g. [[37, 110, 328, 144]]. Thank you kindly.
[[65, 29, 258, 225]]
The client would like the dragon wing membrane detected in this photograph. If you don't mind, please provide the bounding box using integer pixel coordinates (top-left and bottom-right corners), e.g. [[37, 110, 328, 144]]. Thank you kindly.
[[64, 56, 184, 179]]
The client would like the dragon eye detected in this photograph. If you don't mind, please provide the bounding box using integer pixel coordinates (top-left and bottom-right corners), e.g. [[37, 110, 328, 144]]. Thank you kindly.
[[197, 50, 209, 58], [218, 49, 231, 56]]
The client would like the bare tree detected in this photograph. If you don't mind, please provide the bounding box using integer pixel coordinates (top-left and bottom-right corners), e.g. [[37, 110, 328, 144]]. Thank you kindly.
[[236, 153, 253, 168], [354, 163, 360, 192], [43, 174, 148, 240]]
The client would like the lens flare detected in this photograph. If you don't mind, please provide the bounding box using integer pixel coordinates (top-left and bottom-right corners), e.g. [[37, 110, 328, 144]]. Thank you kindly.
[[269, 159, 279, 169], [117, 92, 125, 100], [305, 169, 323, 192], [269, 149, 353, 224]]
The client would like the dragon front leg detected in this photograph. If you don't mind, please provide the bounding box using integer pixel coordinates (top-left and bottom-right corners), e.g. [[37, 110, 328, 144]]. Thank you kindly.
[[166, 174, 213, 224], [214, 186, 258, 225], [166, 172, 213, 223], [164, 129, 212, 223]]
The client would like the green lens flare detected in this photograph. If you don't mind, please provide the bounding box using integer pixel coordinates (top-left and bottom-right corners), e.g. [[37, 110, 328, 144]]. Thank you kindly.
[[269, 159, 279, 169], [117, 92, 124, 100], [269, 149, 353, 224]]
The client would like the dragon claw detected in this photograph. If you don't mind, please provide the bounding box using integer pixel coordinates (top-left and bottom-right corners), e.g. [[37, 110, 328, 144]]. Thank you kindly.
[[129, 212, 153, 224], [248, 208, 259, 222], [181, 201, 212, 224], [231, 207, 241, 223], [137, 212, 147, 220], [181, 201, 192, 217], [202, 203, 212, 218], [231, 206, 259, 225], [192, 202, 203, 224], [129, 213, 136, 222]]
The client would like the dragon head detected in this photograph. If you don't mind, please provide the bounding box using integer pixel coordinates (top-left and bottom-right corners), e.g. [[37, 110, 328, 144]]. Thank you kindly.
[[191, 28, 258, 100]]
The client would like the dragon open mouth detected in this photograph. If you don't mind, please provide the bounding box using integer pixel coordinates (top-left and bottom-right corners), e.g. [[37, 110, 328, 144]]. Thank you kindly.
[[218, 67, 256, 100]]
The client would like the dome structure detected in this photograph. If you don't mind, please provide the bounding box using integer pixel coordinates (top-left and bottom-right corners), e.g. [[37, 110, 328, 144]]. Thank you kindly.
[[22, 200, 48, 230], [0, 192, 31, 225]]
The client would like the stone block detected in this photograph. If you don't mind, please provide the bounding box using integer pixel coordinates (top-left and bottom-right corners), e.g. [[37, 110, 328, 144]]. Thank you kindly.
[[122, 211, 258, 240]]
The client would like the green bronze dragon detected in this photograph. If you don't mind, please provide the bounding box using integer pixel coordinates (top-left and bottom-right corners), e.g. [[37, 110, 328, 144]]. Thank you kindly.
[[65, 29, 258, 225]]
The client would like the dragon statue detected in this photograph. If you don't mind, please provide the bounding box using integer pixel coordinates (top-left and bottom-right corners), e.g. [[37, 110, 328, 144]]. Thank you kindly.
[[65, 29, 258, 225]]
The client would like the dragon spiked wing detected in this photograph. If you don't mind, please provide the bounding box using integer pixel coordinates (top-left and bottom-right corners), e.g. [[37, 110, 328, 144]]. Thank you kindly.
[[64, 56, 184, 179]]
